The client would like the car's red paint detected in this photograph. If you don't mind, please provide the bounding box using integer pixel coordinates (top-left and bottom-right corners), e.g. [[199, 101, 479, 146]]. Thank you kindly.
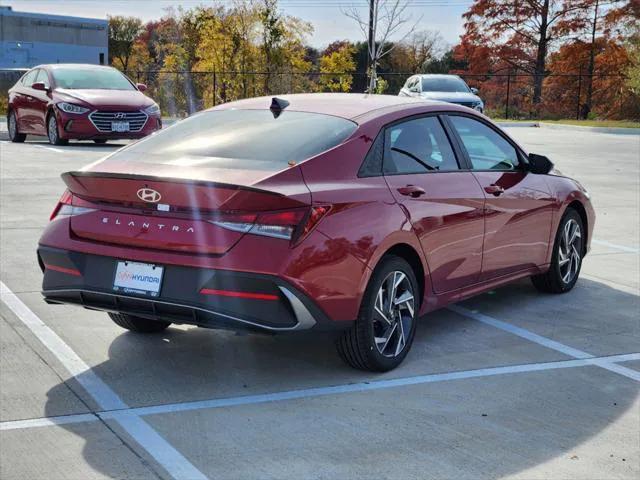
[[38, 93, 595, 329], [7, 64, 161, 141]]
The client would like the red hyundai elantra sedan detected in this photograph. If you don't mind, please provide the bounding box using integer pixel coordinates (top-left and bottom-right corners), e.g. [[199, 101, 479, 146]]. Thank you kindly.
[[37, 94, 594, 371], [7, 64, 161, 145]]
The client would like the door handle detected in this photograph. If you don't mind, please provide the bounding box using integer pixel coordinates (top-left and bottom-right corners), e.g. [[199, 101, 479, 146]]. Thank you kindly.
[[397, 185, 426, 198], [484, 184, 505, 196]]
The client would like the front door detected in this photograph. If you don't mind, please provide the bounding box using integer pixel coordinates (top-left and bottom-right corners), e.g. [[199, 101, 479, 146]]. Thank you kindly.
[[382, 115, 485, 293], [446, 114, 554, 280], [31, 69, 52, 134]]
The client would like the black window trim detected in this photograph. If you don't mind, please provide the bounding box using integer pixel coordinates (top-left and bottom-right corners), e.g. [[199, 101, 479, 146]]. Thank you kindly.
[[356, 110, 530, 178], [358, 112, 467, 178], [382, 113, 463, 176], [442, 112, 530, 172]]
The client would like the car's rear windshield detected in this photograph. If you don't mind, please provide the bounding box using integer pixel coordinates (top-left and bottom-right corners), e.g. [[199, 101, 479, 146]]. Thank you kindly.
[[421, 77, 470, 93], [116, 109, 358, 171], [52, 67, 135, 90]]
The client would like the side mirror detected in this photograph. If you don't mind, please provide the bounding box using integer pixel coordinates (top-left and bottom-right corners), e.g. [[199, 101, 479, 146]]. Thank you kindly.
[[528, 153, 554, 174], [470, 87, 479, 95], [31, 82, 48, 92], [136, 83, 147, 92]]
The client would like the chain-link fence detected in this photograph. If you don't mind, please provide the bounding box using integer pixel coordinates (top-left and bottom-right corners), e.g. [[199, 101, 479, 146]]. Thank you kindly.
[[1, 68, 636, 121]]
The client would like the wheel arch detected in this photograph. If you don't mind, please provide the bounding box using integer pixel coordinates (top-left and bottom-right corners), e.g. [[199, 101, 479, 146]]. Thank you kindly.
[[566, 200, 589, 253], [372, 242, 427, 310]]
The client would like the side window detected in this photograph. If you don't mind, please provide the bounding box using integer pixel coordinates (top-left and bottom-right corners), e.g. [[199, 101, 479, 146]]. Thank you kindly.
[[21, 70, 38, 87], [449, 116, 519, 171], [35, 69, 50, 88], [384, 116, 459, 174]]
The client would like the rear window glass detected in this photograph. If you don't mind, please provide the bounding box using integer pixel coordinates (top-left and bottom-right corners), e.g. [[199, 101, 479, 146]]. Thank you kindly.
[[116, 110, 357, 171]]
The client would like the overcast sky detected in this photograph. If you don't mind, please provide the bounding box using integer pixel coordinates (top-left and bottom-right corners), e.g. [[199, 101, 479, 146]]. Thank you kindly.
[[1, 0, 472, 49]]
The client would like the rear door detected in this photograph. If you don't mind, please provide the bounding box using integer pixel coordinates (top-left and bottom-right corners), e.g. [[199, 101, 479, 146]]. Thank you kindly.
[[446, 114, 554, 280], [382, 114, 485, 293]]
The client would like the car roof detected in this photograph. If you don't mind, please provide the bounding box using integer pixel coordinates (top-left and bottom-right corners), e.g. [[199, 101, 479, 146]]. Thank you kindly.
[[211, 93, 452, 121], [35, 64, 116, 70], [416, 74, 463, 79]]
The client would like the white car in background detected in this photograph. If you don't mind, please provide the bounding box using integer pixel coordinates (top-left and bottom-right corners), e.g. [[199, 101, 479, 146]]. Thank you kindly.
[[399, 74, 484, 113]]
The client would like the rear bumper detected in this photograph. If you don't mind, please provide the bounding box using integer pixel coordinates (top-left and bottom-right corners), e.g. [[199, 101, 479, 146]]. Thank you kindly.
[[38, 246, 348, 333]]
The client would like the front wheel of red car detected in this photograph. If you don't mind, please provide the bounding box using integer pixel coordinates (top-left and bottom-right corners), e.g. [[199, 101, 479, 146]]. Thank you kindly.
[[7, 110, 26, 143], [108, 313, 171, 333], [531, 208, 585, 293], [47, 114, 68, 146], [337, 255, 419, 372]]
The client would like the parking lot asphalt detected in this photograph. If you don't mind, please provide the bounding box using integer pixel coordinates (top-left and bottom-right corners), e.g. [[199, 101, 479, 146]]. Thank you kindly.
[[0, 128, 638, 480]]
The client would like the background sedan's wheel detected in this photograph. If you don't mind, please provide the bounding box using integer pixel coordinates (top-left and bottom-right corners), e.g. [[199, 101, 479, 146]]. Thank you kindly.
[[93, 139, 108, 144], [531, 208, 585, 293], [47, 114, 68, 146], [108, 312, 171, 333], [8, 111, 26, 143], [337, 255, 419, 372]]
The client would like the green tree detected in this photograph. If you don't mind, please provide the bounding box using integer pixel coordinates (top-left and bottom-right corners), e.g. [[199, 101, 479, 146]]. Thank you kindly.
[[108, 16, 143, 72], [319, 44, 356, 92]]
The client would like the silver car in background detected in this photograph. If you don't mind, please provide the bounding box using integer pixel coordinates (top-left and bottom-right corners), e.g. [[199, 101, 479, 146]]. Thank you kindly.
[[399, 74, 484, 113]]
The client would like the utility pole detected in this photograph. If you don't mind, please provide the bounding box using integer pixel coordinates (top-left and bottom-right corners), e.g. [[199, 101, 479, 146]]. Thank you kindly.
[[367, 0, 375, 93]]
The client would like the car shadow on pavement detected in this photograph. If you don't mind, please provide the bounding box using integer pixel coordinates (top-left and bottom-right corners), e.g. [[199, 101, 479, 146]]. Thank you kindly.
[[43, 277, 639, 478], [25, 140, 128, 151]]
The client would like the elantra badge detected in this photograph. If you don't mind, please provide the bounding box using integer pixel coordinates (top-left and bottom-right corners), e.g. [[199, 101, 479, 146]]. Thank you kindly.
[[137, 188, 161, 203]]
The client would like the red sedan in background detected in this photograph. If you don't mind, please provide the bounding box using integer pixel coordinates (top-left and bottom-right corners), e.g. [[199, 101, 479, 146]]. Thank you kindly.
[[7, 64, 161, 145], [37, 94, 594, 371]]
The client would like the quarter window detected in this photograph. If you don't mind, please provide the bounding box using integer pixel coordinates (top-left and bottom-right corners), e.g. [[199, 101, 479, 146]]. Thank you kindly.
[[449, 116, 519, 170], [384, 117, 459, 174]]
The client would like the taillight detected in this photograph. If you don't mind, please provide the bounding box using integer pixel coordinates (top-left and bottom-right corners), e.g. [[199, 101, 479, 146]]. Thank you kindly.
[[209, 206, 330, 242], [49, 190, 97, 221]]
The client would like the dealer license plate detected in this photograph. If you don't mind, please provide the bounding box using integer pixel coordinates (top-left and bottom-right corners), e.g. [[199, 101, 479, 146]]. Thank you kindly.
[[113, 261, 163, 297]]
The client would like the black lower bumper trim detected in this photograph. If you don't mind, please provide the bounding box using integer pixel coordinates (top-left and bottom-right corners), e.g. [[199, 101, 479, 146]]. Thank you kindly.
[[38, 246, 350, 333]]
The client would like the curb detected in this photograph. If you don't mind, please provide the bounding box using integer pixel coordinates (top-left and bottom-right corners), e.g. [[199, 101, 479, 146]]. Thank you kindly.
[[497, 122, 539, 128], [497, 120, 639, 135], [538, 122, 640, 136]]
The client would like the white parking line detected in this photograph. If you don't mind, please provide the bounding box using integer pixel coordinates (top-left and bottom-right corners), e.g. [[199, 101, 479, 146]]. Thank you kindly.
[[592, 239, 640, 254], [449, 305, 640, 382], [2, 352, 639, 433], [0, 281, 208, 480]]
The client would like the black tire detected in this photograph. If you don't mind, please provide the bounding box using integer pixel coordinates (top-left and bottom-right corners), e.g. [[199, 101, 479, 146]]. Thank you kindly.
[[7, 110, 26, 143], [531, 208, 585, 294], [47, 113, 68, 146], [337, 255, 420, 372], [108, 312, 171, 333], [93, 139, 108, 144]]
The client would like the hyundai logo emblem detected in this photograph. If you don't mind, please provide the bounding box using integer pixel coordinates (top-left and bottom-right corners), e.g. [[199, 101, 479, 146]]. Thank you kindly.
[[137, 188, 162, 203], [114, 112, 126, 119]]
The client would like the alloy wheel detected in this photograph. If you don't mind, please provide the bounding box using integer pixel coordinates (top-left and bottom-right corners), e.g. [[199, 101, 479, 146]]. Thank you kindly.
[[8, 112, 17, 139], [558, 218, 582, 284], [373, 271, 415, 358], [48, 115, 58, 144]]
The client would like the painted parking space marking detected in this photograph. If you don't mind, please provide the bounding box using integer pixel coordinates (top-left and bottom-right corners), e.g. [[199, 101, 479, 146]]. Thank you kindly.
[[3, 352, 639, 433], [0, 281, 208, 480], [592, 239, 640, 254], [449, 305, 640, 382]]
